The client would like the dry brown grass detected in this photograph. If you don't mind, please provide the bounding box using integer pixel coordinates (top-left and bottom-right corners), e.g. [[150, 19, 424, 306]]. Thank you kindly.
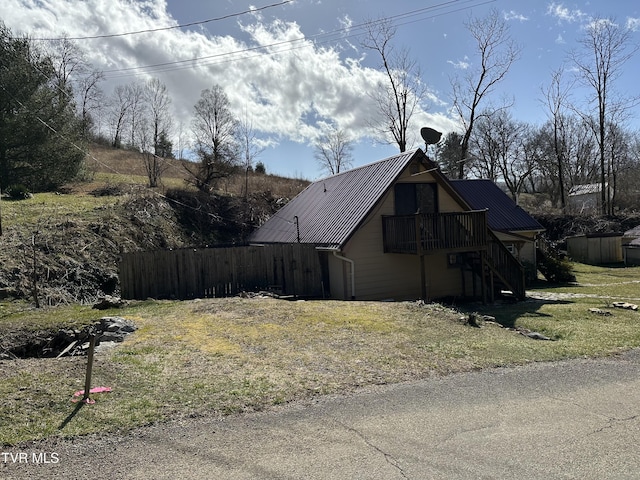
[[0, 299, 502, 444], [82, 143, 309, 200], [3, 264, 640, 446]]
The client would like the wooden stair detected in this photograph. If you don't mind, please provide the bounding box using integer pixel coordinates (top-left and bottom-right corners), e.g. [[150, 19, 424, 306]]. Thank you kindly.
[[463, 229, 526, 302]]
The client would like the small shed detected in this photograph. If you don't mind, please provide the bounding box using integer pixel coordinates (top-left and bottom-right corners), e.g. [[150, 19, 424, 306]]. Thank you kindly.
[[566, 232, 623, 265], [567, 183, 610, 214], [622, 226, 640, 266]]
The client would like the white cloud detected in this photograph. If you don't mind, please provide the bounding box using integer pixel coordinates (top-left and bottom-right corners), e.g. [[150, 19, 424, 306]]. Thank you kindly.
[[504, 10, 528, 22], [546, 2, 586, 23], [585, 17, 618, 32], [555, 33, 566, 44], [626, 17, 640, 31], [447, 57, 470, 70], [4, 0, 451, 152], [3, 0, 464, 176], [338, 14, 353, 31]]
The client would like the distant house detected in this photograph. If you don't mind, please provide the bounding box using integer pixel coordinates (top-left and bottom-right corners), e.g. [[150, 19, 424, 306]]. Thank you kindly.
[[567, 183, 610, 213], [249, 149, 544, 302]]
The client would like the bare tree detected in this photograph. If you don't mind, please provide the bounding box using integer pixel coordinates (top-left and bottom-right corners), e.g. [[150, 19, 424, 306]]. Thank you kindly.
[[469, 109, 535, 203], [136, 117, 169, 188], [174, 119, 189, 160], [76, 69, 104, 139], [534, 115, 598, 207], [189, 84, 240, 192], [127, 82, 145, 147], [47, 35, 87, 94], [468, 111, 500, 182], [47, 36, 107, 141], [605, 121, 636, 210], [109, 85, 132, 148], [541, 67, 573, 210], [500, 122, 537, 204], [570, 17, 639, 214], [238, 112, 264, 200], [144, 78, 172, 156], [362, 18, 427, 153], [617, 130, 640, 208], [314, 126, 354, 175], [450, 9, 520, 179]]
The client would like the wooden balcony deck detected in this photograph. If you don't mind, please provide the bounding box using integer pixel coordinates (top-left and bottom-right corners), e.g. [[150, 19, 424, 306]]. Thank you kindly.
[[382, 210, 489, 254]]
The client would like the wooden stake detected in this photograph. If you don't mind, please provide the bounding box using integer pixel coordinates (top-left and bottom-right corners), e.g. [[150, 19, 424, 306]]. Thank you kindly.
[[83, 334, 97, 402]]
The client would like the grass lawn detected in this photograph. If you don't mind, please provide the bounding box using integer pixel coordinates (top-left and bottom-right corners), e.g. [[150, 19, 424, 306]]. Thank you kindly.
[[1, 263, 640, 445]]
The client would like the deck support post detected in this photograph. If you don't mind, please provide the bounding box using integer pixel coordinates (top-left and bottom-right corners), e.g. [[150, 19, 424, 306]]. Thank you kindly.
[[480, 250, 487, 305], [415, 215, 428, 300]]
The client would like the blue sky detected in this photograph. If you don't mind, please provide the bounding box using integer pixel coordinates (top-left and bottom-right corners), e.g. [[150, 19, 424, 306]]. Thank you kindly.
[[3, 0, 640, 180]]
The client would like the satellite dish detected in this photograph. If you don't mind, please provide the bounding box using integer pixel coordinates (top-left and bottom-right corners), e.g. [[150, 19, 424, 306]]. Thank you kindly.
[[420, 127, 442, 145]]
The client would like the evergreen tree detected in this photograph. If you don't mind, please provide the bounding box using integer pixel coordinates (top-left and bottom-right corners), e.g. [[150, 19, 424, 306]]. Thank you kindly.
[[0, 22, 85, 192]]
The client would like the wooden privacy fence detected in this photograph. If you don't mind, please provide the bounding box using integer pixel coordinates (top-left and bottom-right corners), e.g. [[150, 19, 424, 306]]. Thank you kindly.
[[119, 244, 327, 300]]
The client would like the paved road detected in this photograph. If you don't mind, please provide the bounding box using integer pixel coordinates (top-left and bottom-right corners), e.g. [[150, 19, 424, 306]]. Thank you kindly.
[[4, 350, 640, 479]]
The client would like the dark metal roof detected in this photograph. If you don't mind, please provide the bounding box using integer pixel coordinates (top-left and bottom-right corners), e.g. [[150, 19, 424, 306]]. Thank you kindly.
[[249, 150, 421, 248], [450, 179, 545, 233]]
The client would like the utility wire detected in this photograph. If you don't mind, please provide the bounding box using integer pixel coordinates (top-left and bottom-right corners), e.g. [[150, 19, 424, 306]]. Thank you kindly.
[[0, 0, 494, 222], [101, 0, 494, 78], [17, 0, 493, 80], [28, 1, 295, 41]]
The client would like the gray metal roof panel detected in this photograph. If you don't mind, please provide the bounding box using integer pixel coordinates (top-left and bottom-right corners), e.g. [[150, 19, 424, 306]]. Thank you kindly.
[[249, 150, 419, 247], [450, 179, 544, 233], [624, 225, 640, 238]]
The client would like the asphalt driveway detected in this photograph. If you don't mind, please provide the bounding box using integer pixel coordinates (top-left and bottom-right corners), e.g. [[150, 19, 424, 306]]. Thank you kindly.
[[4, 349, 640, 479]]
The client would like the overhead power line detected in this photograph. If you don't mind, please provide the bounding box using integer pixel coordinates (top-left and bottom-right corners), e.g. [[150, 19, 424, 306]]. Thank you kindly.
[[29, 0, 294, 41], [100, 0, 495, 79]]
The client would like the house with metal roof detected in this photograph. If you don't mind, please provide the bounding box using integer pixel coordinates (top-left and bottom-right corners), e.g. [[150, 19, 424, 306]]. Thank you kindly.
[[249, 148, 543, 302], [449, 179, 545, 281]]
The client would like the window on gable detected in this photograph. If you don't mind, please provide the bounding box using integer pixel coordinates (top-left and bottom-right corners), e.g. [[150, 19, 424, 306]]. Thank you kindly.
[[394, 183, 438, 215]]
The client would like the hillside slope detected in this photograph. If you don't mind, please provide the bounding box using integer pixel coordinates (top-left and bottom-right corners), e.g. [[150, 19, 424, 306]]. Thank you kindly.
[[0, 144, 309, 305], [3, 144, 636, 306]]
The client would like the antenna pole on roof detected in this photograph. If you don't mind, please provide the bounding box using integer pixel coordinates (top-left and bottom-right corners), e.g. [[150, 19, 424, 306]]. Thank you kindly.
[[294, 216, 301, 243]]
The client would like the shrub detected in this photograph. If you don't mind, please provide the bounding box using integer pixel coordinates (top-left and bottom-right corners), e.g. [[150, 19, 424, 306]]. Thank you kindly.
[[254, 162, 266, 174], [6, 184, 32, 200], [537, 248, 576, 283]]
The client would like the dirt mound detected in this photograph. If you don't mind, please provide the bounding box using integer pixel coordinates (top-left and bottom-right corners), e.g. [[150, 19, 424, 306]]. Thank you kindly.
[[0, 184, 286, 306], [0, 188, 189, 305]]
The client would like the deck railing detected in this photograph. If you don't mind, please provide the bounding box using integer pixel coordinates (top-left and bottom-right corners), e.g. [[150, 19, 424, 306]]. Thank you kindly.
[[382, 210, 488, 254]]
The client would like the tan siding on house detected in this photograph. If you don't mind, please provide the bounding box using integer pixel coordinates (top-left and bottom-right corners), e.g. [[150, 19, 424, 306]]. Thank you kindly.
[[424, 253, 465, 299], [518, 235, 537, 267], [494, 231, 538, 266], [342, 187, 422, 300], [336, 164, 467, 301]]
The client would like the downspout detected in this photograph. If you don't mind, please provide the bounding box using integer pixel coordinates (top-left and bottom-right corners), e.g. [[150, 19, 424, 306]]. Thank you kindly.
[[333, 250, 355, 300]]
